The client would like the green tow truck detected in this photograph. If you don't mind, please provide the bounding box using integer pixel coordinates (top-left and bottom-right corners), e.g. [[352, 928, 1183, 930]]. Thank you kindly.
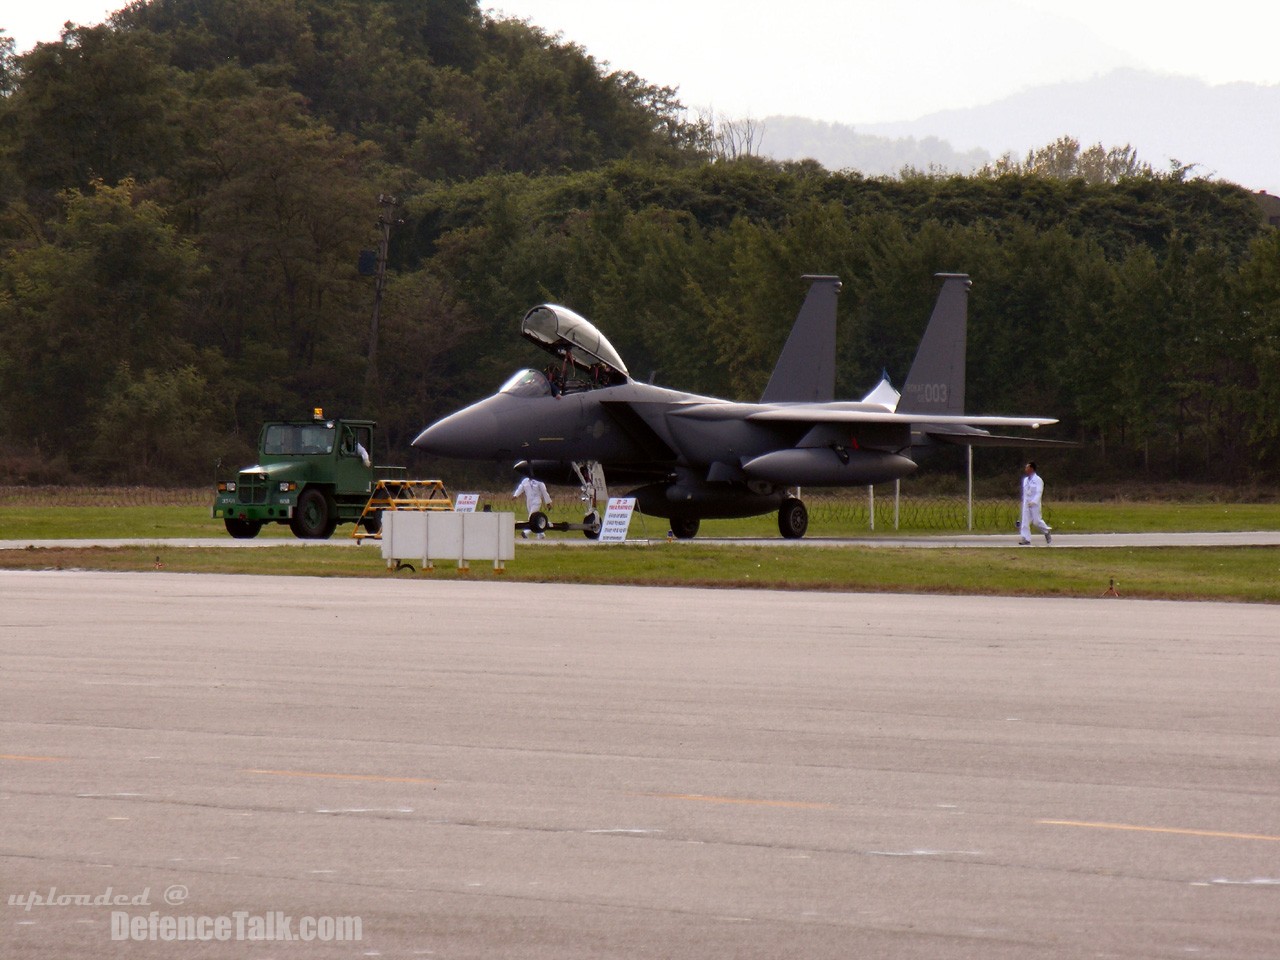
[[213, 409, 401, 539]]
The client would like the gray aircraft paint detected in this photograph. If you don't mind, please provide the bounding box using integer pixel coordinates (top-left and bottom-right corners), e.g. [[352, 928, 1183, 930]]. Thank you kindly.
[[900, 273, 969, 416], [759, 275, 841, 404], [413, 274, 1061, 536]]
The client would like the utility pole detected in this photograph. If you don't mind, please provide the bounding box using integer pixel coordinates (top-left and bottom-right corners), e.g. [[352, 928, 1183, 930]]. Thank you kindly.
[[364, 194, 400, 405]]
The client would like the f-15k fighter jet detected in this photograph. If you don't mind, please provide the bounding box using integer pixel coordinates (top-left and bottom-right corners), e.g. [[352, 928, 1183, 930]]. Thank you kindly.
[[413, 273, 1062, 539]]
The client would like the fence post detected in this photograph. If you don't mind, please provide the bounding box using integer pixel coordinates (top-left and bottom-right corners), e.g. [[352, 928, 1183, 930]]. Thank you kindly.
[[868, 485, 874, 531], [894, 479, 900, 531], [967, 445, 974, 532]]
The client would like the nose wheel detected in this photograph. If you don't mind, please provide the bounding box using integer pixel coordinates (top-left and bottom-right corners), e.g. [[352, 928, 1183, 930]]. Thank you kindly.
[[571, 460, 608, 539]]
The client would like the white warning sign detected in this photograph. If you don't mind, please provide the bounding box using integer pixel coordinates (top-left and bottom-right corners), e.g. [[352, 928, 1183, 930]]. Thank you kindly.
[[597, 498, 637, 543]]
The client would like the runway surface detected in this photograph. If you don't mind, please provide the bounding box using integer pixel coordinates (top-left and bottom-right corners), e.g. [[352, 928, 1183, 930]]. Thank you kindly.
[[4, 530, 1280, 550], [4, 571, 1280, 959]]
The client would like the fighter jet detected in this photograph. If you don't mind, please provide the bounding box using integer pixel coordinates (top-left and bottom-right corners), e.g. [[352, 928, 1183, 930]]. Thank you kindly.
[[413, 273, 1063, 539]]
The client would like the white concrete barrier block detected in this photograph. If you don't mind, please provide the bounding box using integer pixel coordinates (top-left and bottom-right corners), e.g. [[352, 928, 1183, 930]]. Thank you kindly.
[[381, 511, 427, 563], [425, 512, 464, 561], [496, 513, 515, 560], [461, 512, 516, 560]]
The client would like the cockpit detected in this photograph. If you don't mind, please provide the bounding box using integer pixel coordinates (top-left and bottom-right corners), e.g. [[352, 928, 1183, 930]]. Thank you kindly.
[[515, 303, 630, 396], [499, 368, 555, 397]]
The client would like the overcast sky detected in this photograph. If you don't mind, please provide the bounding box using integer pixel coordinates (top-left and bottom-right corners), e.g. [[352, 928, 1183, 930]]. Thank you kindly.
[[6, 1, 1279, 123]]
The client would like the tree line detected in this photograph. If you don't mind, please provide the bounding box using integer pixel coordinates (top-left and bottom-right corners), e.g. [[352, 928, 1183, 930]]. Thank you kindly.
[[0, 0, 1277, 485]]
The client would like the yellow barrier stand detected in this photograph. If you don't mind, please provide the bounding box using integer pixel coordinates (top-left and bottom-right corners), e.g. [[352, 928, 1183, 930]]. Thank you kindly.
[[353, 479, 453, 541]]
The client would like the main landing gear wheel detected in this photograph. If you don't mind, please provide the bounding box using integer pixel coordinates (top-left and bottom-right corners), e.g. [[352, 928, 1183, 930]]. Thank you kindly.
[[290, 487, 337, 540], [670, 517, 700, 540], [778, 498, 808, 539], [224, 517, 262, 539], [583, 511, 601, 540]]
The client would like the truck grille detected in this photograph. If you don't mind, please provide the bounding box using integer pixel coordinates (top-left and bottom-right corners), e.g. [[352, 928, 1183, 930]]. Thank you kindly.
[[237, 478, 269, 504]]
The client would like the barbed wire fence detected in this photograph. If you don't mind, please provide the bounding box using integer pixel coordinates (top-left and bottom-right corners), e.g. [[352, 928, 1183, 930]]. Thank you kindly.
[[804, 492, 1013, 532]]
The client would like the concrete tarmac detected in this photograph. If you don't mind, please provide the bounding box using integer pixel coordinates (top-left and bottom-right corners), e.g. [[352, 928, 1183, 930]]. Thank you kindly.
[[3, 571, 1279, 959]]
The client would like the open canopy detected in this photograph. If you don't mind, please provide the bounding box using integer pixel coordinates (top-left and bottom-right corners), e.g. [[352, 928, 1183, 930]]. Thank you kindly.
[[521, 304, 629, 379]]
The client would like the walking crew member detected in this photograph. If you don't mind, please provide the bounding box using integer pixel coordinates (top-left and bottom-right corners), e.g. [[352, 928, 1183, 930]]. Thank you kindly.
[[1019, 461, 1052, 545]]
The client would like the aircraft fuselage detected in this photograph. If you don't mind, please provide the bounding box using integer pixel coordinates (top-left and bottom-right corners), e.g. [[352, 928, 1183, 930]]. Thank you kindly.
[[414, 377, 919, 520]]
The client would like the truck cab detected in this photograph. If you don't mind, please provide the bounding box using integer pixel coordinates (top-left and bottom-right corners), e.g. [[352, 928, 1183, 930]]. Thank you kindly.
[[213, 410, 400, 539]]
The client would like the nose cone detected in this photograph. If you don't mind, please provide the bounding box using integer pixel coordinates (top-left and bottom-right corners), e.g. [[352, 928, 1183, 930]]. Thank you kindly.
[[412, 397, 504, 459]]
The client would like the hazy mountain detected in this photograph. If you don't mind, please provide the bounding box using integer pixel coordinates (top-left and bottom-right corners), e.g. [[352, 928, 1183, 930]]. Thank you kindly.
[[759, 69, 1280, 195], [756, 116, 990, 176]]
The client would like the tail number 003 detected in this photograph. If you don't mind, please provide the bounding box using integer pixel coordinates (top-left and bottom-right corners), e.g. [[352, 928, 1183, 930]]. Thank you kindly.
[[914, 383, 949, 403]]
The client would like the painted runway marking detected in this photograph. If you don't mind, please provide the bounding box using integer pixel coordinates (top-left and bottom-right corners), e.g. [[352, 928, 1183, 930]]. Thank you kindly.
[[244, 768, 438, 784], [1040, 820, 1280, 843], [0, 754, 66, 762], [635, 792, 837, 810]]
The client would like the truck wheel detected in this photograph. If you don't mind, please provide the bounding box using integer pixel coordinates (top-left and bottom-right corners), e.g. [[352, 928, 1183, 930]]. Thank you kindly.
[[778, 497, 808, 539], [670, 517, 700, 540], [360, 511, 382, 535], [291, 488, 336, 539], [224, 518, 262, 539]]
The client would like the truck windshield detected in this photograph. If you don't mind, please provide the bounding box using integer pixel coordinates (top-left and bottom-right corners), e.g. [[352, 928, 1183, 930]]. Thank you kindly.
[[263, 423, 335, 455]]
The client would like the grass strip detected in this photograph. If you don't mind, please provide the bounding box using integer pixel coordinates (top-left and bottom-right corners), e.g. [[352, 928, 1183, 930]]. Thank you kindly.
[[3, 543, 1278, 604], [2, 501, 1279, 540]]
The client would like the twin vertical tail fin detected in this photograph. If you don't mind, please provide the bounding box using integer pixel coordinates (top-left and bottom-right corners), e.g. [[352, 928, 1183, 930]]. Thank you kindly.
[[762, 272, 968, 414], [899, 273, 969, 416], [759, 275, 841, 404]]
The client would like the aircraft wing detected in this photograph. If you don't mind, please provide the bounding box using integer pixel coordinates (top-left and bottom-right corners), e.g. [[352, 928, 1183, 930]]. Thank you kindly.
[[746, 406, 1057, 429]]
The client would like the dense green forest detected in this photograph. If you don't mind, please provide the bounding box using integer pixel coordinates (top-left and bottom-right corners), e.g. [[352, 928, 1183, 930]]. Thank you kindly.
[[1, 0, 1278, 485]]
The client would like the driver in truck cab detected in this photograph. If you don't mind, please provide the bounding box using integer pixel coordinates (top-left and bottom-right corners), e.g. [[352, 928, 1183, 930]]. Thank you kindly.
[[342, 428, 372, 467]]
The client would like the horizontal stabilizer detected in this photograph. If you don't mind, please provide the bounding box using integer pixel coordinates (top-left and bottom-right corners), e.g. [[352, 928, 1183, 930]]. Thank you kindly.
[[924, 430, 1079, 449], [747, 406, 1056, 429]]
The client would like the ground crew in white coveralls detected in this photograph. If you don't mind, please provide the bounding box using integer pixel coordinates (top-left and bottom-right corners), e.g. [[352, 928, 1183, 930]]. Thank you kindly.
[[513, 466, 553, 539], [1019, 460, 1052, 545]]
